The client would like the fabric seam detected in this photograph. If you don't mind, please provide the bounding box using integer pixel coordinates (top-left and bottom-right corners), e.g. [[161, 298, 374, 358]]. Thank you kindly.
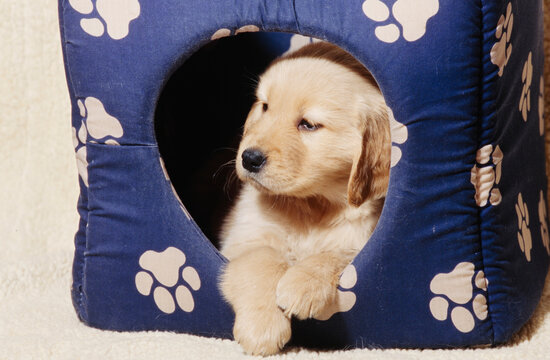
[[476, 0, 497, 345]]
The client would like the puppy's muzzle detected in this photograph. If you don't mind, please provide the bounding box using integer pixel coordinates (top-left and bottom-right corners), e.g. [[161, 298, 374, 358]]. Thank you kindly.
[[242, 148, 267, 173]]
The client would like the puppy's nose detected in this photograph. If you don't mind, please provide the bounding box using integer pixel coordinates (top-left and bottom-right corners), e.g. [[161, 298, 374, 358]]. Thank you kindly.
[[242, 148, 267, 173]]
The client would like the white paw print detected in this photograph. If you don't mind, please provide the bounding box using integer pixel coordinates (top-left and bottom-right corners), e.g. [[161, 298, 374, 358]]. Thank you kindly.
[[538, 191, 550, 255], [519, 52, 533, 122], [210, 25, 260, 40], [72, 97, 124, 187], [135, 247, 201, 314], [69, 0, 140, 40], [362, 0, 439, 43], [429, 262, 488, 333], [159, 157, 192, 220], [314, 265, 357, 321], [282, 34, 323, 56], [516, 193, 532, 262], [388, 107, 408, 167], [490, 3, 513, 77], [539, 76, 544, 136], [470, 144, 503, 207]]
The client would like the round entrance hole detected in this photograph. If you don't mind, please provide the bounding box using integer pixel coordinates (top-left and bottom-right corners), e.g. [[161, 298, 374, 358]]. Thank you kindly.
[[155, 32, 389, 254]]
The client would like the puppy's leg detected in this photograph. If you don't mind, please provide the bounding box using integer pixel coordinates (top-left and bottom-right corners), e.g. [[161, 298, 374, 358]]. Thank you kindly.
[[276, 251, 351, 320], [220, 246, 291, 356]]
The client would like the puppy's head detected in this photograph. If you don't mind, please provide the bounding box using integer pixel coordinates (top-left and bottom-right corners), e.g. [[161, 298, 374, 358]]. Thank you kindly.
[[236, 43, 391, 206]]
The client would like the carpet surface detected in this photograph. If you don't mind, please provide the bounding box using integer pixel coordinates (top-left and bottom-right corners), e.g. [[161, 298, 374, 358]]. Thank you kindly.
[[1, 1, 550, 359]]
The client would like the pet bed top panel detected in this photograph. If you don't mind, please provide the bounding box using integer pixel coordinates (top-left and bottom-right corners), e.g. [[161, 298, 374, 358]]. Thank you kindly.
[[59, 0, 548, 349]]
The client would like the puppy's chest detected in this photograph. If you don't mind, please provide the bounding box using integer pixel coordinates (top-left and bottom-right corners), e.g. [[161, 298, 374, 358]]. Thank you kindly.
[[277, 213, 371, 264], [222, 186, 379, 263]]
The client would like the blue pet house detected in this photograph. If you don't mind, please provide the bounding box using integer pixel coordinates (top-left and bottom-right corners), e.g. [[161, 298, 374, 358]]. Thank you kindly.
[[59, 0, 549, 348]]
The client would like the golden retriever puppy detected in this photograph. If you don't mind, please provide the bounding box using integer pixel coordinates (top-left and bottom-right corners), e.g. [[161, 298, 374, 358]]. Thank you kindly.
[[219, 42, 391, 355]]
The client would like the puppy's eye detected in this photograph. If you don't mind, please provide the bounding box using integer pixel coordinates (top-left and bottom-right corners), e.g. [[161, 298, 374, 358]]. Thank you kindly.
[[262, 103, 268, 112], [298, 119, 321, 131]]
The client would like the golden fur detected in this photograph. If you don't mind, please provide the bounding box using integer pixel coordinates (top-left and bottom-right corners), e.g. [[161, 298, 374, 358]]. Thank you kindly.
[[219, 42, 391, 355]]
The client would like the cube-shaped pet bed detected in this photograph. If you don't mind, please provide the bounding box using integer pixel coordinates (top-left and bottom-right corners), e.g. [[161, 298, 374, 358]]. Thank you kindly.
[[59, 0, 549, 348]]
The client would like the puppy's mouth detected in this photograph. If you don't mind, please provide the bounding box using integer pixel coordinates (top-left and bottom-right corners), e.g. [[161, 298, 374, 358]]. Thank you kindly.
[[241, 169, 307, 198], [241, 172, 272, 193]]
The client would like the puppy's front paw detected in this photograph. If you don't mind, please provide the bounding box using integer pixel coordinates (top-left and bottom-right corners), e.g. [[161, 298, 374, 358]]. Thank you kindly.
[[233, 308, 291, 356], [276, 265, 337, 320]]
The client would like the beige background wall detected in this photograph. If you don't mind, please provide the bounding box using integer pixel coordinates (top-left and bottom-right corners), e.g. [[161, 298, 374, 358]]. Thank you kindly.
[[0, 1, 78, 258], [1, 1, 550, 359]]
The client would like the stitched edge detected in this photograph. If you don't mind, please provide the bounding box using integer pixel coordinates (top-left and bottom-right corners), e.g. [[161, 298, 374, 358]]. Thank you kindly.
[[476, 0, 500, 345]]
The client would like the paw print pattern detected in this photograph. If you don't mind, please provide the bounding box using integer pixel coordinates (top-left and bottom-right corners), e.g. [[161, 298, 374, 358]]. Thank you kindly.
[[135, 247, 201, 314], [538, 191, 550, 255], [72, 127, 89, 186], [470, 144, 503, 207], [362, 0, 439, 43], [388, 107, 408, 167], [159, 157, 192, 220], [539, 76, 544, 136], [72, 97, 124, 187], [68, 0, 140, 40], [516, 193, 532, 262], [210, 25, 260, 41], [519, 52, 533, 122], [283, 34, 323, 56], [429, 262, 488, 333], [490, 3, 513, 77], [314, 265, 357, 321]]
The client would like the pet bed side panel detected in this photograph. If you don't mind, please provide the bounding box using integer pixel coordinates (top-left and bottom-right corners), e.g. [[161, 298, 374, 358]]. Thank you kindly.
[[480, 0, 550, 343]]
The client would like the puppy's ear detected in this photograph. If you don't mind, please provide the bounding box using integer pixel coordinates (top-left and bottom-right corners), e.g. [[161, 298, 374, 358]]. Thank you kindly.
[[347, 106, 391, 207]]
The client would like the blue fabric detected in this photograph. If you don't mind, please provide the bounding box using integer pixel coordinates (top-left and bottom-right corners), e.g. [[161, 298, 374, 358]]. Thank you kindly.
[[59, 0, 548, 348]]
